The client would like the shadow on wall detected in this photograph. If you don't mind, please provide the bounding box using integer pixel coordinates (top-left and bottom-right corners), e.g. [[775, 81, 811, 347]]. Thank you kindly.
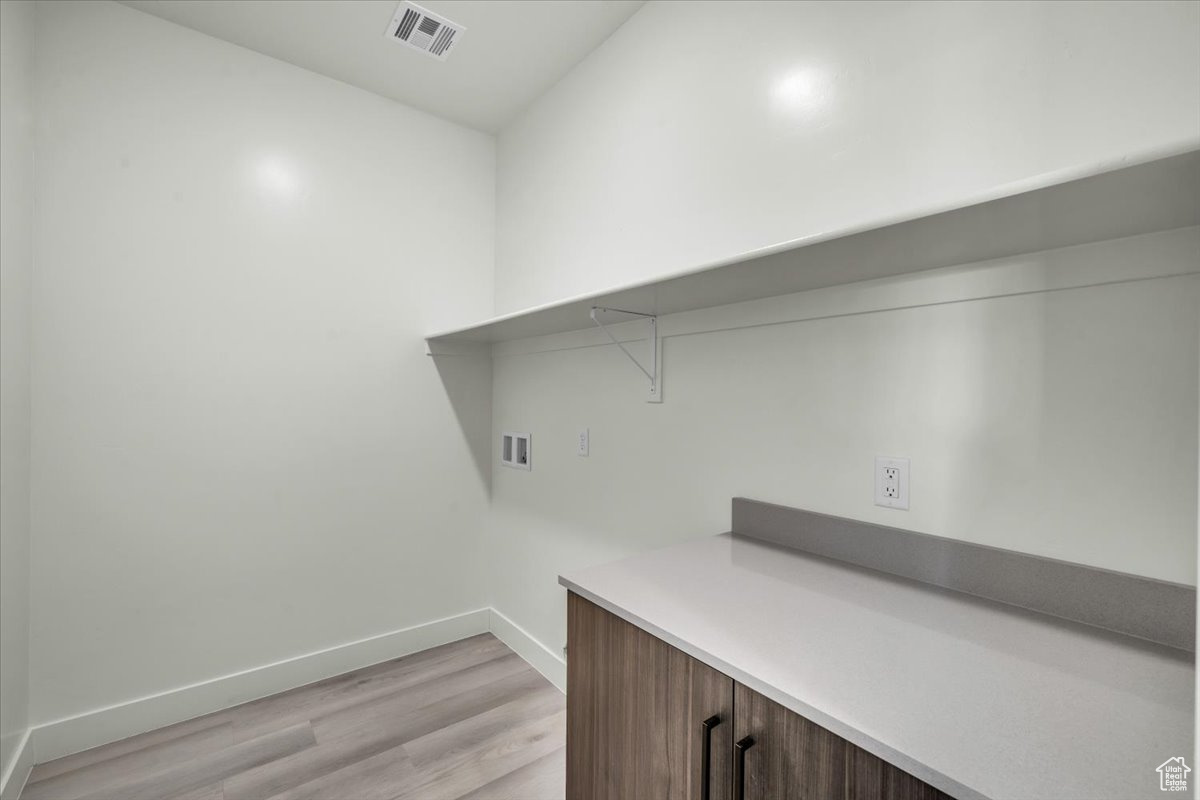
[[431, 350, 493, 494]]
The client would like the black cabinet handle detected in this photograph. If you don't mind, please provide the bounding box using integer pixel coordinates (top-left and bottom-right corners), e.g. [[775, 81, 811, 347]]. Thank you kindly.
[[700, 715, 721, 800], [734, 736, 755, 800]]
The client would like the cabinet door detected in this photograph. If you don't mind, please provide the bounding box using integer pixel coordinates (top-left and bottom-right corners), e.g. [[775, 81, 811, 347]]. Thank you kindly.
[[733, 683, 846, 800], [567, 592, 734, 800], [846, 747, 955, 800], [733, 684, 955, 800]]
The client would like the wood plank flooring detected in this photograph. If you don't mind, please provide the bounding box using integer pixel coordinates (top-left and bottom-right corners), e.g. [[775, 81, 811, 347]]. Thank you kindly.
[[22, 634, 565, 800]]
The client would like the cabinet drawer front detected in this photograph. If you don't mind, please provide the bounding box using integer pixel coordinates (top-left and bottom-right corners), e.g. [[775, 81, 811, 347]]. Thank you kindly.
[[567, 592, 733, 800]]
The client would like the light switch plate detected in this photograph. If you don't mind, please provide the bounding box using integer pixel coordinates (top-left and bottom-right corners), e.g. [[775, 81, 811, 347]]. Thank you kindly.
[[577, 428, 589, 456], [874, 456, 909, 509]]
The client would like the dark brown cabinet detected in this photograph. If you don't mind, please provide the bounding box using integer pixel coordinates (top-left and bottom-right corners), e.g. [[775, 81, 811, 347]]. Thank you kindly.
[[566, 591, 733, 800], [734, 684, 847, 800], [567, 592, 953, 800]]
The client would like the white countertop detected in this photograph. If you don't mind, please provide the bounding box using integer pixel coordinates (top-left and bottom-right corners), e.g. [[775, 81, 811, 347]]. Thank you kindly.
[[559, 533, 1195, 800]]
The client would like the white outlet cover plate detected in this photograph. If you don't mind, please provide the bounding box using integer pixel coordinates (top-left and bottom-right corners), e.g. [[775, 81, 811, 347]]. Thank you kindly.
[[874, 456, 910, 510], [577, 428, 589, 457]]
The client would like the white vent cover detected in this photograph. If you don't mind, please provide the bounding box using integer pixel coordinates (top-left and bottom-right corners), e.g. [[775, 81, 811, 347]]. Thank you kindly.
[[385, 2, 464, 61]]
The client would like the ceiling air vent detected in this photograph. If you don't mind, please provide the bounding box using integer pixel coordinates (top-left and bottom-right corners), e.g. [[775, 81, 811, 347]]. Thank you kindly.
[[385, 2, 464, 61]]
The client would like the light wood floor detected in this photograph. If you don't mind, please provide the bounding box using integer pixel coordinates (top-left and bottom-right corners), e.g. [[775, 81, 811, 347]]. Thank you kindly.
[[21, 634, 565, 800]]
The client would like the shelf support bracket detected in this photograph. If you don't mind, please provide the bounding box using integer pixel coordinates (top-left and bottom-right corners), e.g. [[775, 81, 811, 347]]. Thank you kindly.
[[590, 306, 662, 403]]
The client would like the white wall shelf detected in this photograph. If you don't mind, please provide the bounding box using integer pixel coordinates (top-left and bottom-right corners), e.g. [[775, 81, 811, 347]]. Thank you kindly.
[[426, 147, 1200, 348]]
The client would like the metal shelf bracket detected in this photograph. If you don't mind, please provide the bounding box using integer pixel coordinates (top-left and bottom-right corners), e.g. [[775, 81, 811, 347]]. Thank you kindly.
[[590, 306, 662, 403]]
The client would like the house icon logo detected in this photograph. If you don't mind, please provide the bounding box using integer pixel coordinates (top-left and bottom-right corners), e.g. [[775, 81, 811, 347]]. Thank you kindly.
[[1157, 757, 1190, 792]]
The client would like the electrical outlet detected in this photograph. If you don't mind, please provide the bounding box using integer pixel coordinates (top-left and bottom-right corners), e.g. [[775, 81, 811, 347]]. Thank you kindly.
[[577, 428, 589, 457], [883, 467, 900, 498], [874, 456, 909, 509]]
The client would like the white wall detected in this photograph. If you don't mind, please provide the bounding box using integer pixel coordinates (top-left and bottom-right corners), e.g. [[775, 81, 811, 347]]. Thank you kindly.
[[489, 0, 1200, 676], [495, 0, 1200, 314], [12, 0, 1200, 765], [0, 0, 35, 789], [488, 229, 1200, 667], [30, 0, 494, 733]]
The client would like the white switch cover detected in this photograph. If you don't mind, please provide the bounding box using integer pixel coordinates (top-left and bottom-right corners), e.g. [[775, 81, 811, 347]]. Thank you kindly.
[[874, 456, 909, 510], [577, 428, 589, 456]]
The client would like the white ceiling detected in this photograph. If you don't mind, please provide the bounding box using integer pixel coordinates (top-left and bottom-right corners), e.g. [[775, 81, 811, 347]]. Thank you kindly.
[[118, 0, 645, 133]]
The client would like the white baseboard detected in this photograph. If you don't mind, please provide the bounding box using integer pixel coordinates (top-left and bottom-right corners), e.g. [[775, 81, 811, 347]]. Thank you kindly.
[[0, 728, 33, 800], [29, 608, 490, 765], [489, 608, 566, 692]]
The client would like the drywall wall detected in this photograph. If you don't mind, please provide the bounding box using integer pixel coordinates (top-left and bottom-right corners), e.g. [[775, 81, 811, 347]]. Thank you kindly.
[[488, 228, 1200, 670], [495, 0, 1200, 314], [0, 0, 35, 788], [30, 0, 494, 737], [0, 0, 35, 792]]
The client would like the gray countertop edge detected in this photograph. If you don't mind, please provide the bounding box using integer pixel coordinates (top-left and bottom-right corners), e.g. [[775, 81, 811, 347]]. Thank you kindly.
[[558, 563, 988, 800]]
